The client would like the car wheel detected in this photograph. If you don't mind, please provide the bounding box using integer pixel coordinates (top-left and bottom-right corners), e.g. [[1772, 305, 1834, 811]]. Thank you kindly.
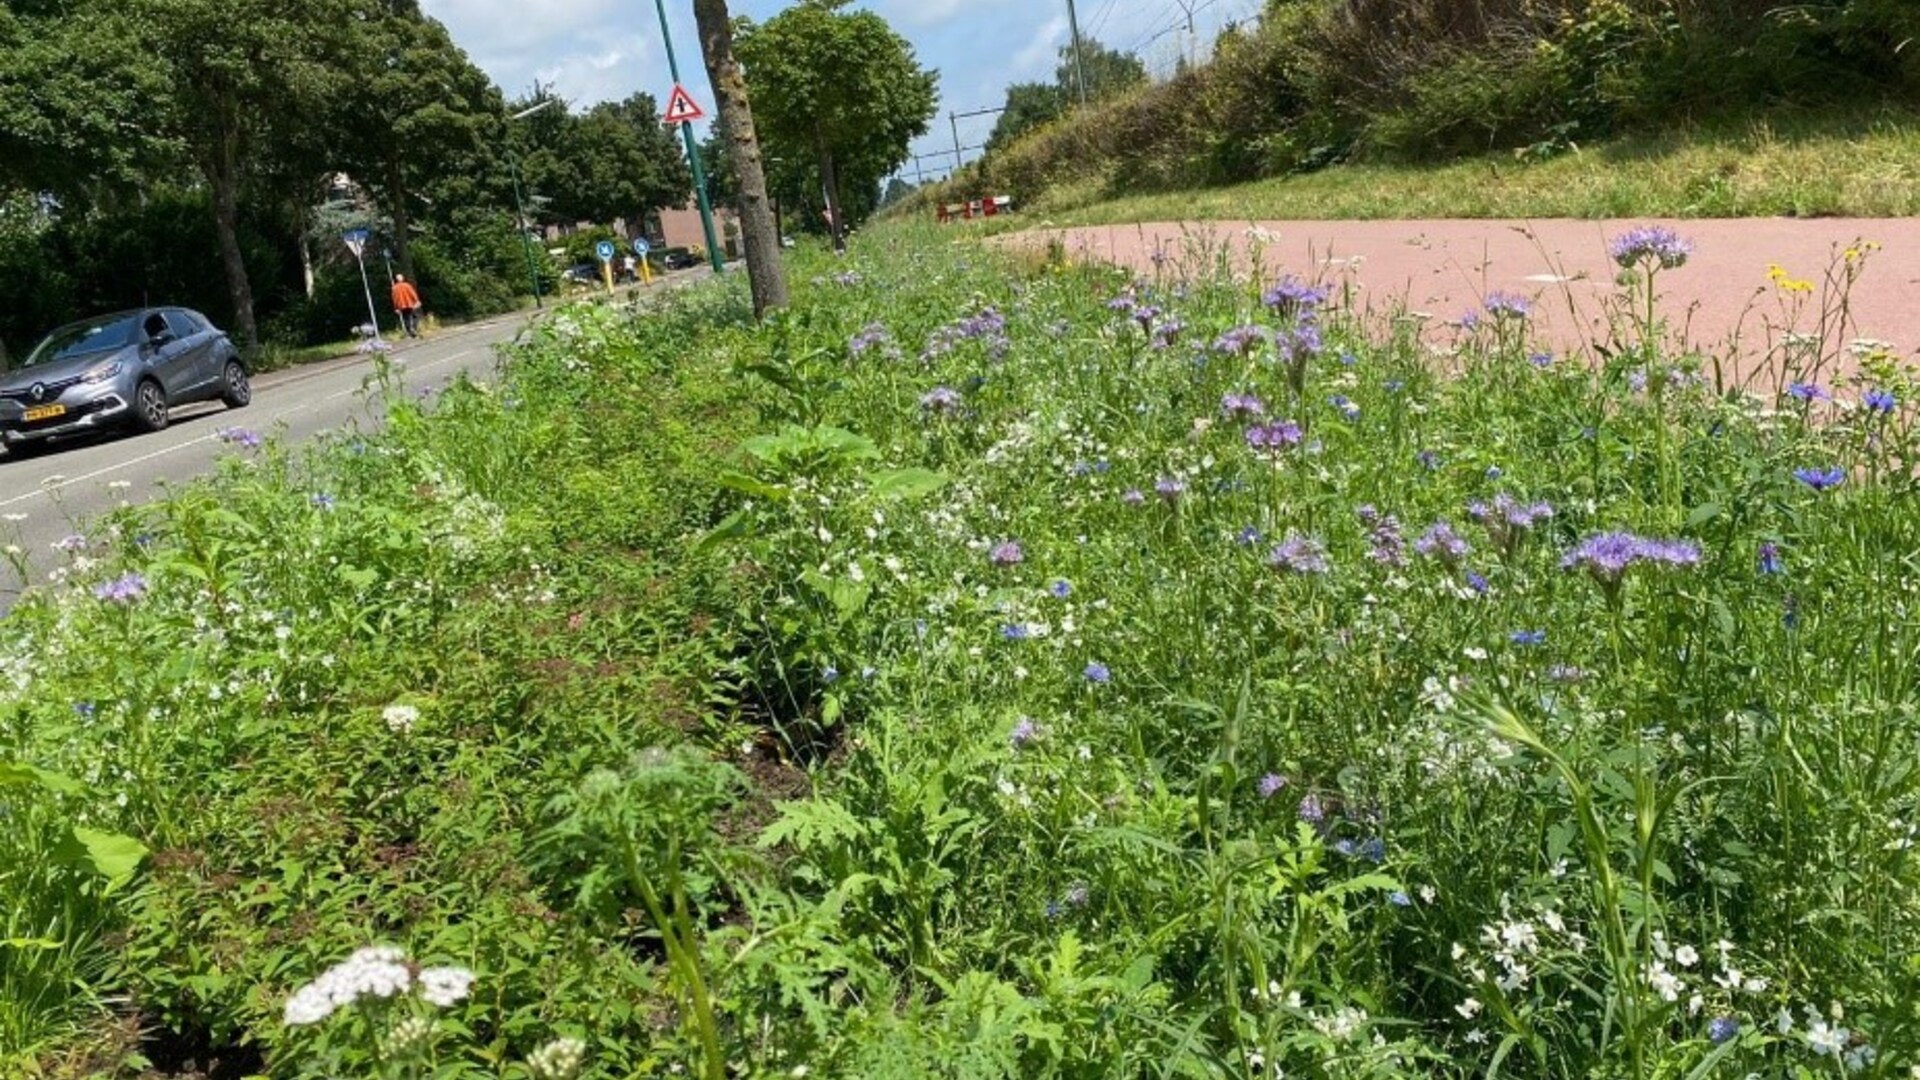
[[132, 379, 170, 433], [220, 360, 252, 408], [6, 438, 45, 460]]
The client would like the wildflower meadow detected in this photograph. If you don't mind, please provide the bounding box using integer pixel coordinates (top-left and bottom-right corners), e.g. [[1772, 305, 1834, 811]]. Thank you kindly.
[[3, 222, 1918, 1078]]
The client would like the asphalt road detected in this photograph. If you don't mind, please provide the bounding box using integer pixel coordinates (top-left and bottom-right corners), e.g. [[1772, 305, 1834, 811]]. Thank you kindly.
[[0, 312, 531, 609]]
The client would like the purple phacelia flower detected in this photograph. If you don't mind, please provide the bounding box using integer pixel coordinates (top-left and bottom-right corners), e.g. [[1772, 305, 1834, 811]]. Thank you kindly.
[[919, 385, 964, 416], [54, 534, 87, 553], [1298, 793, 1326, 823], [1220, 392, 1266, 420], [849, 322, 893, 356], [1367, 513, 1406, 567], [1267, 535, 1330, 575], [1245, 420, 1303, 451], [1121, 488, 1146, 506], [1609, 226, 1693, 270], [1413, 521, 1472, 567], [1151, 317, 1185, 349], [1793, 465, 1845, 491], [1213, 325, 1268, 357], [1009, 717, 1039, 748], [1560, 531, 1702, 584], [988, 540, 1024, 567], [1262, 276, 1328, 320], [1483, 292, 1533, 321], [93, 571, 148, 604], [1154, 476, 1186, 502]]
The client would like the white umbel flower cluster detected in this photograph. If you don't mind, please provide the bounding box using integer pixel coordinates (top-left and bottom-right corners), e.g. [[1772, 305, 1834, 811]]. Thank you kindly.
[[527, 1037, 587, 1080], [282, 945, 475, 1026], [383, 704, 420, 733]]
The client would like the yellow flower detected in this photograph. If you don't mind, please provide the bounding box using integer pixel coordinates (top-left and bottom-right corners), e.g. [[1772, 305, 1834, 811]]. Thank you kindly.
[[1767, 264, 1813, 294]]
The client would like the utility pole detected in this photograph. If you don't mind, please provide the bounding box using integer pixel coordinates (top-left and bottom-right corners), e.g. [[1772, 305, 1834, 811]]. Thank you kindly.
[[1065, 0, 1088, 106], [949, 112, 963, 172], [506, 98, 557, 308], [653, 0, 725, 274]]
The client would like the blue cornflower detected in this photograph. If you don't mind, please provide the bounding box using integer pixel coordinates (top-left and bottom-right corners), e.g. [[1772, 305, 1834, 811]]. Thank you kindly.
[[1485, 465, 1503, 481], [1388, 890, 1413, 907], [1416, 449, 1441, 470], [1257, 773, 1288, 799], [1786, 381, 1830, 402], [1001, 624, 1031, 641], [1529, 352, 1554, 368], [1864, 388, 1897, 414], [1783, 594, 1800, 631], [1084, 661, 1111, 684], [1758, 542, 1784, 576], [73, 701, 95, 719], [1708, 1017, 1740, 1045], [1793, 466, 1845, 491], [1329, 394, 1361, 421], [309, 492, 336, 510], [1236, 525, 1263, 547], [1049, 579, 1072, 599], [1358, 837, 1386, 863], [821, 666, 840, 685], [1044, 899, 1063, 919], [1384, 378, 1405, 393], [1332, 838, 1357, 857], [1465, 570, 1491, 595], [1509, 629, 1547, 646]]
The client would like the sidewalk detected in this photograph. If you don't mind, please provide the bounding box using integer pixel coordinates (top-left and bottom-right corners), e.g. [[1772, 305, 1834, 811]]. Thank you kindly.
[[1006, 218, 1920, 387]]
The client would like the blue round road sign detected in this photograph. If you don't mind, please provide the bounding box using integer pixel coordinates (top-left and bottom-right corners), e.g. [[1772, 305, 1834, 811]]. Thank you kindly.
[[595, 240, 616, 261], [632, 238, 652, 256]]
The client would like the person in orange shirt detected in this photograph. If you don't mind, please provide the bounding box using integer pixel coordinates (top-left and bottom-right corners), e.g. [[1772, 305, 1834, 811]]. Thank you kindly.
[[391, 274, 424, 338]]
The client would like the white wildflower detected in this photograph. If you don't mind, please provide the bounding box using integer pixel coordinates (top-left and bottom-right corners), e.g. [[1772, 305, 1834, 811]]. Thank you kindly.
[[283, 945, 414, 1026], [384, 704, 420, 733], [417, 965, 475, 1007], [1455, 997, 1483, 1020], [527, 1037, 588, 1080]]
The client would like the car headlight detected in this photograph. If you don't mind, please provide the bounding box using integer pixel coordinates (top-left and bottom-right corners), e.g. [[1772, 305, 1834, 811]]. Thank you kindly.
[[81, 361, 123, 384]]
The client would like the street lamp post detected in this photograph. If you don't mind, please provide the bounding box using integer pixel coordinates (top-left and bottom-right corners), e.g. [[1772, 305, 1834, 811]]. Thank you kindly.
[[651, 0, 725, 273], [508, 99, 557, 308]]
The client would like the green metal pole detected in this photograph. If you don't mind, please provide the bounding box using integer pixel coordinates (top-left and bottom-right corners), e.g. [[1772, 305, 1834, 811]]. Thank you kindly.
[[507, 149, 544, 308], [653, 0, 724, 273]]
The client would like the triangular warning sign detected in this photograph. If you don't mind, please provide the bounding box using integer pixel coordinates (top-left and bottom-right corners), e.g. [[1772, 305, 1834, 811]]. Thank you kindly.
[[663, 84, 706, 124]]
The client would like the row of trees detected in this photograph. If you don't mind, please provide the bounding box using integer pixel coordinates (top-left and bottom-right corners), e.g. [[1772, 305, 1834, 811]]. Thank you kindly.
[[0, 0, 942, 356]]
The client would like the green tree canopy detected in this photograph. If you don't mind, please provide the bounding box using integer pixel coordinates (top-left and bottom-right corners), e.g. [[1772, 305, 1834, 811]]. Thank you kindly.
[[549, 95, 692, 230], [736, 0, 937, 247], [986, 82, 1066, 152], [1059, 37, 1147, 103]]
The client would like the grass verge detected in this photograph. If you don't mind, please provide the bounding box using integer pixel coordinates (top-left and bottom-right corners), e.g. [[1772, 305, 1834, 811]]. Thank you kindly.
[[979, 106, 1920, 227]]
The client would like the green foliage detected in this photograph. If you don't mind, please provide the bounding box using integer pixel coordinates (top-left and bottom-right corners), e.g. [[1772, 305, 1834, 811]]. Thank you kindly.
[[736, 0, 938, 231]]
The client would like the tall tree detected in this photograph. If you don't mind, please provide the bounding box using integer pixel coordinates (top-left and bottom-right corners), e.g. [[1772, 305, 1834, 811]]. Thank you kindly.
[[1058, 38, 1146, 102], [127, 0, 354, 356], [736, 0, 936, 252], [694, 0, 787, 315], [332, 6, 503, 281], [985, 82, 1065, 152], [549, 95, 690, 231]]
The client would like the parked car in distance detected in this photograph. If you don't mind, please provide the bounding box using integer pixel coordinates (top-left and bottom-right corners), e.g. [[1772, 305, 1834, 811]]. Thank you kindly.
[[661, 248, 698, 270], [560, 263, 600, 287], [0, 308, 250, 456]]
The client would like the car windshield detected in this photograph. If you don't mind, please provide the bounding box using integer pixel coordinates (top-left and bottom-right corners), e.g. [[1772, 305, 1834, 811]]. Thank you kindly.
[[19, 313, 142, 370]]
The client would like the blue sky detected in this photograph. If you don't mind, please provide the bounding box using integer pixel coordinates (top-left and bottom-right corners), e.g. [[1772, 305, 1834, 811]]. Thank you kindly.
[[418, 0, 1265, 181]]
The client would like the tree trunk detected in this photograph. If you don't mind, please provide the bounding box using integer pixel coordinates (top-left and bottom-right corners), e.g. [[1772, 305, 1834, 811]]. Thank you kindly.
[[692, 0, 788, 317], [816, 132, 846, 254], [385, 157, 416, 281], [205, 130, 259, 357]]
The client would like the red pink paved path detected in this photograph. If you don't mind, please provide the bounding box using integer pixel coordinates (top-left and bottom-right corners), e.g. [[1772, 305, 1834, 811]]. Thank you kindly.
[[1005, 218, 1920, 388]]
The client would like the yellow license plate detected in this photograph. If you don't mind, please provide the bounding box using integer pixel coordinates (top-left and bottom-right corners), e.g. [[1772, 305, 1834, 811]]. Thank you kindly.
[[23, 404, 65, 422]]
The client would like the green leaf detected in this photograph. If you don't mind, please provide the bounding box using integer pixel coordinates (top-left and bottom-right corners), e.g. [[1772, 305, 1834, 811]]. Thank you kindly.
[[1685, 502, 1723, 526], [0, 761, 86, 796], [56, 826, 150, 886], [713, 471, 789, 501], [866, 467, 949, 501]]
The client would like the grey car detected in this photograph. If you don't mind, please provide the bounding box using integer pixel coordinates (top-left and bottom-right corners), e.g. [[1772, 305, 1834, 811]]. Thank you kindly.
[[0, 307, 250, 456]]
